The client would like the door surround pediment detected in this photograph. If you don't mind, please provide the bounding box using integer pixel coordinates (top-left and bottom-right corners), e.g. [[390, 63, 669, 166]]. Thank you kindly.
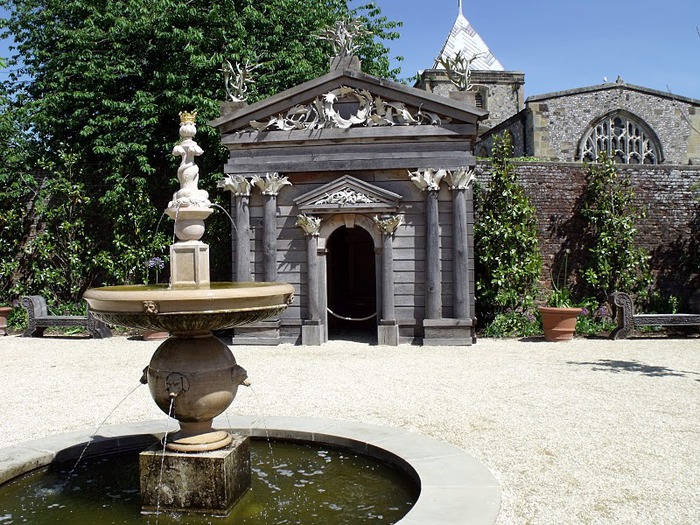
[[294, 175, 402, 215]]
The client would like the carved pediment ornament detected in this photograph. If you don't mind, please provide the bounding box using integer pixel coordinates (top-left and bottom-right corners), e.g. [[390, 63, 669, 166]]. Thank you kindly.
[[313, 188, 380, 206], [294, 175, 402, 214], [249, 86, 446, 132]]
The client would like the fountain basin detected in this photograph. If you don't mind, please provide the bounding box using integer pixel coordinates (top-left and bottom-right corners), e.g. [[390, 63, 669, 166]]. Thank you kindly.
[[0, 417, 501, 524], [83, 282, 294, 333]]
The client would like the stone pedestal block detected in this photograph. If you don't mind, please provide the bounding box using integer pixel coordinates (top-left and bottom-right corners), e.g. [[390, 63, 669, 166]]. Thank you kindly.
[[422, 318, 475, 346], [170, 241, 210, 287], [378, 320, 400, 346], [140, 434, 251, 516], [230, 320, 282, 345], [301, 319, 324, 346]]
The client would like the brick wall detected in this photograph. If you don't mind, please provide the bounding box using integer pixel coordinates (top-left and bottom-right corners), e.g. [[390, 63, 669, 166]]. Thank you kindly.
[[475, 161, 700, 303]]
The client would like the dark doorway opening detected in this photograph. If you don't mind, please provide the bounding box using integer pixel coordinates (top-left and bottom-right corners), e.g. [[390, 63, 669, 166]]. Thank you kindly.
[[326, 226, 377, 342]]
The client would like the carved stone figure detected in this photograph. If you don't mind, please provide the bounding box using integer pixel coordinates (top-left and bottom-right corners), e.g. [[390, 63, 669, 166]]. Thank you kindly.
[[170, 112, 210, 209]]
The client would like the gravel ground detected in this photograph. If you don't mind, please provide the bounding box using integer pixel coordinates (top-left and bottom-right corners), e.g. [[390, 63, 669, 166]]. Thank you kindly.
[[1, 333, 699, 524]]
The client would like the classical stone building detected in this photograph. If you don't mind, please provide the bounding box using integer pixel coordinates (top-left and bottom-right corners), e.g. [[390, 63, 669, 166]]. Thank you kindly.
[[211, 56, 483, 346]]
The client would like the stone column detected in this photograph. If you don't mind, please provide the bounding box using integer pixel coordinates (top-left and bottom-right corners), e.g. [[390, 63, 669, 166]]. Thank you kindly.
[[374, 214, 403, 346], [445, 167, 476, 320], [219, 175, 252, 282], [409, 168, 446, 320], [296, 214, 323, 346], [251, 173, 292, 282]]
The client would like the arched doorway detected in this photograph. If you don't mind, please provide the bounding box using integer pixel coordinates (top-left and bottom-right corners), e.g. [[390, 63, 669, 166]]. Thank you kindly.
[[326, 226, 377, 341]]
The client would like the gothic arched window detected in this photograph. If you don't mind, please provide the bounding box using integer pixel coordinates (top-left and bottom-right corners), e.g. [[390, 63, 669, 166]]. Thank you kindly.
[[578, 111, 662, 164]]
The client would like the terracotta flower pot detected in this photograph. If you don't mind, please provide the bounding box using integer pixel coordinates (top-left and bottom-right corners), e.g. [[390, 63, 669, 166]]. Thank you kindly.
[[0, 306, 12, 336], [539, 306, 582, 342]]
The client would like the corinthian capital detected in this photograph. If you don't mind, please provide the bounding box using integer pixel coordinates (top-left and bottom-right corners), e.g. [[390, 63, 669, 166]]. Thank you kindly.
[[296, 214, 322, 236], [444, 167, 477, 190], [251, 172, 292, 196], [373, 214, 404, 235], [218, 174, 252, 196], [408, 168, 447, 192]]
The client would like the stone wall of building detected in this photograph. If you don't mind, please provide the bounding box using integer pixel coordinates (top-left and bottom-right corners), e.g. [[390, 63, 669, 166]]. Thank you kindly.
[[416, 70, 524, 130], [475, 161, 700, 303], [526, 83, 700, 164]]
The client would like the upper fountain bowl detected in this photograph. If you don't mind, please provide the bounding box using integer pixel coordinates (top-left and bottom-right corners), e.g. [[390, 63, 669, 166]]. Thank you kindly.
[[83, 282, 295, 334]]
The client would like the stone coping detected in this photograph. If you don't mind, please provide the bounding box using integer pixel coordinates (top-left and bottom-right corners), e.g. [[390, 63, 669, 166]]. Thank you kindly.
[[0, 416, 500, 525]]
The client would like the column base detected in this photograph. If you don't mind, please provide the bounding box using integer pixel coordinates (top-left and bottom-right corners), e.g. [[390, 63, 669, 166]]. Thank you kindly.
[[301, 320, 324, 346], [140, 434, 250, 516], [422, 318, 475, 346], [378, 320, 400, 346]]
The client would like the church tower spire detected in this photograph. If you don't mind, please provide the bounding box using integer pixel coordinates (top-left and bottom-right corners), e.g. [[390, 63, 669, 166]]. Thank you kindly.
[[434, 1, 504, 71]]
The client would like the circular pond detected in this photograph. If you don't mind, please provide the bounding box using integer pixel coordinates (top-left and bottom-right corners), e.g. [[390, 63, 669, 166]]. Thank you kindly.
[[0, 439, 417, 524]]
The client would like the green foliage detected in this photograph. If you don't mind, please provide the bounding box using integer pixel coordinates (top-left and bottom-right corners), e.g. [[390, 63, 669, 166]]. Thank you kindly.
[[573, 298, 616, 336], [475, 132, 543, 326], [0, 0, 400, 308], [482, 306, 541, 338], [579, 153, 652, 301]]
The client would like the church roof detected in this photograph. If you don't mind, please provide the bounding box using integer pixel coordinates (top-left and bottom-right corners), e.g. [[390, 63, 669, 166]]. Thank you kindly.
[[433, 3, 504, 71]]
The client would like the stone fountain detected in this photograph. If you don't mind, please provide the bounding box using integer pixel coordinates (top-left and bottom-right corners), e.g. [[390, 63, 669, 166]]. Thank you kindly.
[[83, 112, 295, 515]]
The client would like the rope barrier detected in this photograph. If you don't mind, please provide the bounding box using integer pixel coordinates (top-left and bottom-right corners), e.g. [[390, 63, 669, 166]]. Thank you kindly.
[[326, 308, 377, 322]]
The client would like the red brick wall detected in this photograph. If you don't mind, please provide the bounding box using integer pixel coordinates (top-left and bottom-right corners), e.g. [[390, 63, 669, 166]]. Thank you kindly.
[[475, 161, 700, 302]]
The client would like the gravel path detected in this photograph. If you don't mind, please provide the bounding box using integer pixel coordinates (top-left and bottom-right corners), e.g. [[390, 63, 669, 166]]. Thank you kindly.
[[1, 334, 699, 524]]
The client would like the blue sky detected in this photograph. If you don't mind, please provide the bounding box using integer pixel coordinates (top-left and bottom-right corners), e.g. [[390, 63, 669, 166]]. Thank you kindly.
[[355, 0, 700, 100], [2, 1, 699, 100]]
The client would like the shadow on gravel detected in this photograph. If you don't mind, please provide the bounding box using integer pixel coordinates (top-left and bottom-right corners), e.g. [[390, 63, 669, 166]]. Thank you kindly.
[[567, 359, 700, 380]]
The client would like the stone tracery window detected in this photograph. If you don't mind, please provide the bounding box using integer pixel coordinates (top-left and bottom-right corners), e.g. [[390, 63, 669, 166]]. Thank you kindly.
[[579, 111, 662, 164]]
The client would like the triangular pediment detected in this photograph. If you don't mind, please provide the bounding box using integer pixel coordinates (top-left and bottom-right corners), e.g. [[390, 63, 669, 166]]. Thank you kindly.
[[210, 67, 486, 136], [294, 175, 402, 214]]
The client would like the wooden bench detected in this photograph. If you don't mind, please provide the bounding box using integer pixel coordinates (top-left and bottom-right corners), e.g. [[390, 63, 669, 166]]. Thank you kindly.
[[609, 291, 700, 339], [21, 295, 112, 338]]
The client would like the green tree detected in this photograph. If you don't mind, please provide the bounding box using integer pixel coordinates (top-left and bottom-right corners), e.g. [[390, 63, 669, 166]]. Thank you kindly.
[[475, 133, 542, 329], [579, 153, 651, 301], [0, 0, 400, 306]]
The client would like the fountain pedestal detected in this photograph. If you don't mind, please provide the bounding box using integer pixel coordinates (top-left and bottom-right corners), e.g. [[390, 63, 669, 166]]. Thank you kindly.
[[84, 113, 293, 517], [140, 434, 251, 516]]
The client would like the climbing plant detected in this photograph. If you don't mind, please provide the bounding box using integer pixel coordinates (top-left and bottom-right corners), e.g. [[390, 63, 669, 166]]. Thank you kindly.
[[579, 153, 652, 301], [475, 132, 543, 328]]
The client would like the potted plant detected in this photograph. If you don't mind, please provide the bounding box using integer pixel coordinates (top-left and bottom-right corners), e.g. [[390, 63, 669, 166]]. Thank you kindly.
[[0, 305, 12, 336], [539, 253, 582, 342]]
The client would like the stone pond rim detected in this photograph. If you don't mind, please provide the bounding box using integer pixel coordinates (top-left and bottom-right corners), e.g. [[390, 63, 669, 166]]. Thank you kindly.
[[0, 417, 502, 524]]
